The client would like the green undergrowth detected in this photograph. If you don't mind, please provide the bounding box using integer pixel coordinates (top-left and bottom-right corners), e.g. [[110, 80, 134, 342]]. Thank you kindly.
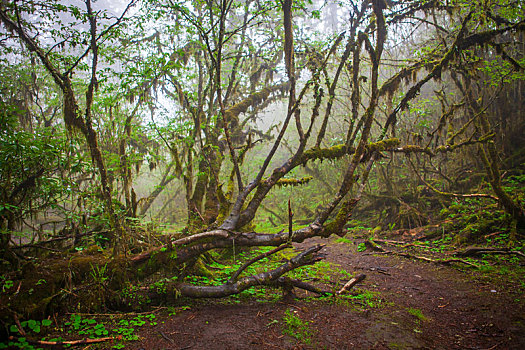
[[439, 198, 513, 245], [334, 289, 390, 310], [439, 172, 525, 245], [459, 253, 525, 299], [281, 308, 314, 344], [1, 312, 163, 349], [0, 242, 389, 349], [183, 246, 353, 302], [374, 227, 524, 292]]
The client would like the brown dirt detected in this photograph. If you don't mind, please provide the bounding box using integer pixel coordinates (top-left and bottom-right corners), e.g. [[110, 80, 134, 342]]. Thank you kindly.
[[131, 236, 525, 349]]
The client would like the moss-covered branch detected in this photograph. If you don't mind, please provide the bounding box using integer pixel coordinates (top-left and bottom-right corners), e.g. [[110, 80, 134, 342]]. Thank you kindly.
[[275, 176, 313, 187], [391, 133, 495, 156], [224, 83, 288, 129]]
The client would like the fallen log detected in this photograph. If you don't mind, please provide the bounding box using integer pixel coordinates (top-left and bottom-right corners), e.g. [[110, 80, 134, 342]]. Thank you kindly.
[[455, 247, 525, 258], [149, 245, 326, 298], [130, 223, 325, 266]]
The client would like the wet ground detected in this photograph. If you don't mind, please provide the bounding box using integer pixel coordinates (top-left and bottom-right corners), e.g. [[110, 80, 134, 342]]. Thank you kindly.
[[132, 236, 525, 349]]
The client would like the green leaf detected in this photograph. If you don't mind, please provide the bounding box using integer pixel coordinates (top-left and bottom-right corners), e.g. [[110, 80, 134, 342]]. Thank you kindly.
[[27, 320, 37, 329]]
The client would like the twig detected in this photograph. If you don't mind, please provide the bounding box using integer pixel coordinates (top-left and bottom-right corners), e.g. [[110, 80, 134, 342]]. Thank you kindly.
[[8, 335, 119, 346], [159, 331, 175, 344], [363, 240, 479, 267], [372, 239, 428, 249], [373, 251, 478, 267], [66, 307, 165, 317], [288, 199, 294, 241], [407, 157, 498, 201], [13, 314, 26, 336]]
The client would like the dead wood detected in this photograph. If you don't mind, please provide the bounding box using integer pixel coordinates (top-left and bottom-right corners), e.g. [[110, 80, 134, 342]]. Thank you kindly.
[[372, 239, 428, 249], [371, 251, 478, 267], [9, 335, 119, 346], [273, 277, 331, 296], [11, 231, 104, 250], [130, 223, 326, 266], [130, 229, 231, 264], [171, 230, 231, 246], [364, 240, 385, 252], [152, 245, 325, 298], [13, 314, 26, 336], [455, 247, 525, 258], [336, 274, 366, 295], [362, 242, 478, 267]]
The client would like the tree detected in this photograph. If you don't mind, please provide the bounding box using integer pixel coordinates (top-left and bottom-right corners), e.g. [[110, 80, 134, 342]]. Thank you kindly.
[[0, 0, 140, 250], [0, 0, 523, 314]]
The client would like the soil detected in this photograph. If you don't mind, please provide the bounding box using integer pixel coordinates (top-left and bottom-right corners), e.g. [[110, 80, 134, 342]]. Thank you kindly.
[[131, 236, 525, 350]]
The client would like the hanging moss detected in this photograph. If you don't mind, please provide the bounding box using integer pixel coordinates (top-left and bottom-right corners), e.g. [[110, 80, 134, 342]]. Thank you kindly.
[[295, 140, 400, 168], [224, 85, 282, 128]]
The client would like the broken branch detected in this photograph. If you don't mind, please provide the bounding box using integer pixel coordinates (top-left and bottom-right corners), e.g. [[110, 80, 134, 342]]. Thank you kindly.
[[336, 274, 366, 295]]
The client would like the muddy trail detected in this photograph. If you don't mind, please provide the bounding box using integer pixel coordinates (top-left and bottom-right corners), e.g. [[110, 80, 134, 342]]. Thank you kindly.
[[132, 236, 525, 350]]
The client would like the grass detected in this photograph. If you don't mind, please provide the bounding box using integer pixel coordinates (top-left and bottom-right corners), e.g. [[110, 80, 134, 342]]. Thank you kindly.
[[407, 307, 429, 322], [335, 237, 352, 244], [282, 308, 313, 344]]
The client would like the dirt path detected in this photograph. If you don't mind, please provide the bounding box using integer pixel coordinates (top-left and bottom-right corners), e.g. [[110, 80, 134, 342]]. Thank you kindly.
[[132, 237, 525, 349]]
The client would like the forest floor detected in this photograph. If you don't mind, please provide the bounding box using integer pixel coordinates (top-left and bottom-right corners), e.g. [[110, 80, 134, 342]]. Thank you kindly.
[[130, 234, 525, 350]]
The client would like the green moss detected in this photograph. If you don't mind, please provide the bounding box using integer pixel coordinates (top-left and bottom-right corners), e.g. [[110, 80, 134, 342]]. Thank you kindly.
[[407, 307, 429, 322], [4, 253, 131, 318], [398, 144, 433, 155], [276, 176, 313, 187], [299, 144, 351, 164], [324, 199, 359, 237], [192, 258, 214, 278], [367, 138, 400, 152]]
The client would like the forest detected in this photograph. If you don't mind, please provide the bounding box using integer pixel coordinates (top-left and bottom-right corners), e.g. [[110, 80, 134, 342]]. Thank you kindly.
[[0, 0, 524, 348]]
